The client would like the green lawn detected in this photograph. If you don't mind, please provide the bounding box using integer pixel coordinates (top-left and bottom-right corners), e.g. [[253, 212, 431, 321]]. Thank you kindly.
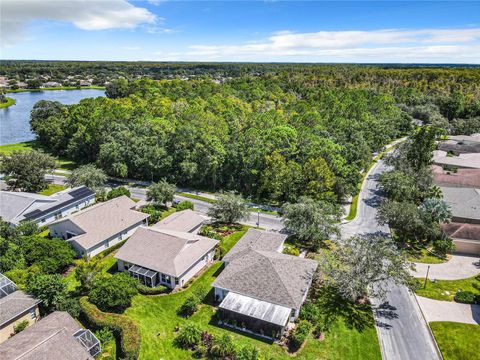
[[126, 262, 381, 360], [219, 226, 249, 253], [416, 275, 480, 301], [345, 194, 359, 221], [407, 248, 447, 264], [0, 97, 16, 108], [38, 184, 66, 196], [430, 322, 480, 360]]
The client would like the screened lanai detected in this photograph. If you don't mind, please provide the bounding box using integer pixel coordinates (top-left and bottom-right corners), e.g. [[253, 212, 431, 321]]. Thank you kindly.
[[128, 264, 158, 287], [0, 273, 17, 299], [74, 329, 101, 357]]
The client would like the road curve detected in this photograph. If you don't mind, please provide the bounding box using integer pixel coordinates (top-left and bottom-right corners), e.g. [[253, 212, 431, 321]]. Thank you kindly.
[[341, 158, 441, 360]]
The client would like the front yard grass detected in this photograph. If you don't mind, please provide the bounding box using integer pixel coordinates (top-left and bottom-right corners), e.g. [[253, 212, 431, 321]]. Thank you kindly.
[[126, 262, 381, 360], [38, 183, 66, 196], [407, 248, 448, 264], [415, 275, 480, 301], [430, 322, 480, 360]]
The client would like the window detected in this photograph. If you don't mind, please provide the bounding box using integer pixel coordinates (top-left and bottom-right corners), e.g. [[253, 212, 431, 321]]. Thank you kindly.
[[161, 274, 171, 284], [30, 308, 37, 319], [105, 241, 110, 249]]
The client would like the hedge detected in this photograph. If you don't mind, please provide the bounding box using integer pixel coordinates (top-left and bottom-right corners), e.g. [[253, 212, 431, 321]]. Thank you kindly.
[[454, 291, 480, 304], [137, 283, 168, 295], [79, 297, 141, 360]]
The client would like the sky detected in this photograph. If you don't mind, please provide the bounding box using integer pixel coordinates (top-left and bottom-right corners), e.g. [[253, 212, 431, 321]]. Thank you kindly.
[[1, 0, 480, 63]]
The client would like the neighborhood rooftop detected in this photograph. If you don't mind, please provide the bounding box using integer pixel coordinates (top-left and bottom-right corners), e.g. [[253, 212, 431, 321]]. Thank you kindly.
[[152, 209, 207, 233], [448, 133, 480, 143], [440, 186, 480, 222], [52, 195, 149, 250], [433, 150, 480, 169], [0, 290, 40, 328], [432, 165, 480, 188], [0, 311, 98, 360], [442, 222, 480, 242], [115, 226, 219, 277]]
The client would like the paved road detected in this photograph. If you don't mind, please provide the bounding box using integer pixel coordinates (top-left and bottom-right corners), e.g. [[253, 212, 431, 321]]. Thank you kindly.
[[341, 159, 441, 360], [413, 254, 480, 280]]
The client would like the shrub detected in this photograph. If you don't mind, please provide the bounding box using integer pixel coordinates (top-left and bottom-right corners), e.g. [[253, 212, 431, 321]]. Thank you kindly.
[[236, 345, 259, 360], [178, 295, 200, 317], [79, 297, 141, 360], [176, 201, 194, 211], [90, 273, 138, 313], [174, 323, 202, 350], [141, 205, 166, 223], [283, 244, 300, 256], [454, 291, 479, 304], [107, 186, 131, 200], [14, 320, 29, 334], [290, 320, 312, 350], [23, 236, 76, 273], [210, 333, 236, 359], [214, 245, 226, 260], [95, 327, 115, 344], [137, 283, 168, 295]]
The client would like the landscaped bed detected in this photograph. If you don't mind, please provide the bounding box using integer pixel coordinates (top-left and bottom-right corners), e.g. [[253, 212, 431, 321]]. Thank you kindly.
[[430, 322, 480, 360], [415, 274, 480, 301], [407, 248, 448, 264]]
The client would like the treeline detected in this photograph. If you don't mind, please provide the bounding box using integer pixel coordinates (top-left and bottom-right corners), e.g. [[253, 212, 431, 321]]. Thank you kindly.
[[29, 67, 480, 204]]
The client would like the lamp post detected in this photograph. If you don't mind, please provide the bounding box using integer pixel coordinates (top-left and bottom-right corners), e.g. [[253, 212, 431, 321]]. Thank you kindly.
[[256, 210, 260, 227], [423, 265, 430, 289]]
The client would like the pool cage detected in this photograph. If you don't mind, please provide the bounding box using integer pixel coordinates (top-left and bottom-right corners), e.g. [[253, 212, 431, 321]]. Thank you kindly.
[[0, 273, 17, 299], [128, 264, 159, 287], [74, 329, 101, 357]]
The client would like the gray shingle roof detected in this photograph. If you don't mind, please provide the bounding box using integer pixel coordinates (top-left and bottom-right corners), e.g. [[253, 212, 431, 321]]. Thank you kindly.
[[115, 227, 219, 277], [223, 228, 287, 263], [0, 191, 54, 224], [440, 186, 480, 222], [52, 196, 149, 250], [213, 229, 317, 309], [433, 150, 480, 169], [0, 290, 40, 327], [152, 209, 207, 233], [0, 311, 93, 360]]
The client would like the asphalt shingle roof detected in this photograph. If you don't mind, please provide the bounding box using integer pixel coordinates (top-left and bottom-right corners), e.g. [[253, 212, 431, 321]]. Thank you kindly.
[[152, 209, 207, 233], [0, 290, 40, 327], [440, 186, 480, 222]]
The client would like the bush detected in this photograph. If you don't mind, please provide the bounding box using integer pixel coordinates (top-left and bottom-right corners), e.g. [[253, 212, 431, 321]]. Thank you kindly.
[[141, 205, 166, 223], [174, 323, 202, 350], [214, 245, 226, 260], [90, 273, 138, 313], [454, 291, 479, 304], [79, 297, 141, 360], [283, 244, 300, 256], [107, 186, 131, 200], [23, 236, 76, 273], [178, 295, 200, 317], [176, 201, 194, 211], [14, 320, 29, 334], [95, 327, 115, 344], [236, 345, 259, 360], [210, 334, 236, 359], [290, 320, 312, 350], [137, 283, 168, 295]]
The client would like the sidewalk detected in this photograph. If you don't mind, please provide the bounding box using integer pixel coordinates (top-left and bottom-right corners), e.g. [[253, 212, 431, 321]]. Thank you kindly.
[[412, 254, 480, 280], [416, 296, 480, 325]]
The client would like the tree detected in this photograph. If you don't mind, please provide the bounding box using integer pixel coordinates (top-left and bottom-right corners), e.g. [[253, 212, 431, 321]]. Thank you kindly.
[[105, 78, 130, 99], [406, 126, 441, 172], [68, 164, 107, 190], [379, 170, 419, 202], [89, 273, 138, 313], [26, 79, 41, 89], [420, 198, 452, 224], [74, 258, 104, 294], [207, 192, 249, 224], [0, 150, 56, 192], [303, 157, 336, 202], [147, 180, 176, 208], [26, 274, 67, 313], [23, 237, 76, 274], [107, 186, 131, 200], [175, 200, 194, 211], [282, 196, 341, 250], [322, 236, 415, 302]]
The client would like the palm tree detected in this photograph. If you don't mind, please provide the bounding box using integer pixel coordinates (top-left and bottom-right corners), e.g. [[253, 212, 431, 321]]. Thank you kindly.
[[420, 198, 452, 224]]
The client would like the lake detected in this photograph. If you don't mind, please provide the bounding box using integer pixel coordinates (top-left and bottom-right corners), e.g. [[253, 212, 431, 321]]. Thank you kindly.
[[0, 89, 105, 145]]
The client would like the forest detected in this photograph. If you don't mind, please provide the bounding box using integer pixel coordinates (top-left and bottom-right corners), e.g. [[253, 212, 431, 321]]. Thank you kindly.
[[27, 64, 480, 205]]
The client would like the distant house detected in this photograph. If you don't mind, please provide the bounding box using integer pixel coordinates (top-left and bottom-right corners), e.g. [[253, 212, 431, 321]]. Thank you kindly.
[[152, 209, 207, 233], [79, 80, 92, 86], [42, 81, 62, 88], [0, 186, 95, 226], [0, 274, 41, 344], [115, 226, 218, 288], [442, 222, 480, 255], [438, 139, 480, 154], [212, 229, 317, 339], [0, 311, 100, 359], [440, 186, 480, 224], [433, 150, 480, 170], [49, 196, 149, 258]]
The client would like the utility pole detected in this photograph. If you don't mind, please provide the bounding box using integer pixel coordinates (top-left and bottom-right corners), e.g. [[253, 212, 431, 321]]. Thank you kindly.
[[256, 210, 260, 227], [423, 265, 430, 289]]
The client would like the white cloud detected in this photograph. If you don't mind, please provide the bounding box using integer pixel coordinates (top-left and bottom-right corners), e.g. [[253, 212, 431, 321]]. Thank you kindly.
[[1, 0, 157, 46], [182, 28, 480, 63]]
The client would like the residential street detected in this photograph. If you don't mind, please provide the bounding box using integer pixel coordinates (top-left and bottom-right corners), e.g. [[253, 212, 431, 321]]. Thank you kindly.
[[341, 159, 441, 360]]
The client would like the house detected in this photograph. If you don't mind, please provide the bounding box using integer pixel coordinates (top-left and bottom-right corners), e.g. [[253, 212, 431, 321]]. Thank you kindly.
[[115, 226, 218, 288], [433, 150, 480, 170], [438, 139, 480, 154], [442, 222, 480, 255], [0, 186, 95, 226], [432, 165, 480, 188], [0, 274, 41, 344], [212, 229, 318, 339], [49, 196, 149, 258], [152, 209, 207, 233], [0, 311, 100, 359], [42, 81, 62, 88], [441, 186, 480, 224]]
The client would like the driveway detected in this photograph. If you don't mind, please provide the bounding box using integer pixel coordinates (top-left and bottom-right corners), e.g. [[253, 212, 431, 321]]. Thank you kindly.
[[417, 296, 480, 325], [412, 254, 480, 280]]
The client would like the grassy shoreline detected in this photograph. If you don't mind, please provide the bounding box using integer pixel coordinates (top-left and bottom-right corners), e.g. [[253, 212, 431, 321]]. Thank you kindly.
[[6, 85, 105, 93], [0, 97, 16, 108]]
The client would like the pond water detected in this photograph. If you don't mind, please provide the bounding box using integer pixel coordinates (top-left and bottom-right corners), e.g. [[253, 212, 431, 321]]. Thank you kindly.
[[0, 89, 105, 145]]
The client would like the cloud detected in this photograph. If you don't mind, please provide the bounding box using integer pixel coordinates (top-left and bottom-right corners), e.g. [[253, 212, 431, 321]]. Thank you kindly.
[[182, 28, 480, 63], [1, 0, 157, 46]]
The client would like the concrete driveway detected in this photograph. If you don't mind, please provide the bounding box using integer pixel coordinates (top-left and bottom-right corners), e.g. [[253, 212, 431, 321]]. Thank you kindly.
[[417, 296, 480, 325], [412, 254, 480, 280]]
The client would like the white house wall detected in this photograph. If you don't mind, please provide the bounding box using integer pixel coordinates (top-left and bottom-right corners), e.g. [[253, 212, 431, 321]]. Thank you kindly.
[[36, 196, 95, 226], [177, 248, 215, 287]]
